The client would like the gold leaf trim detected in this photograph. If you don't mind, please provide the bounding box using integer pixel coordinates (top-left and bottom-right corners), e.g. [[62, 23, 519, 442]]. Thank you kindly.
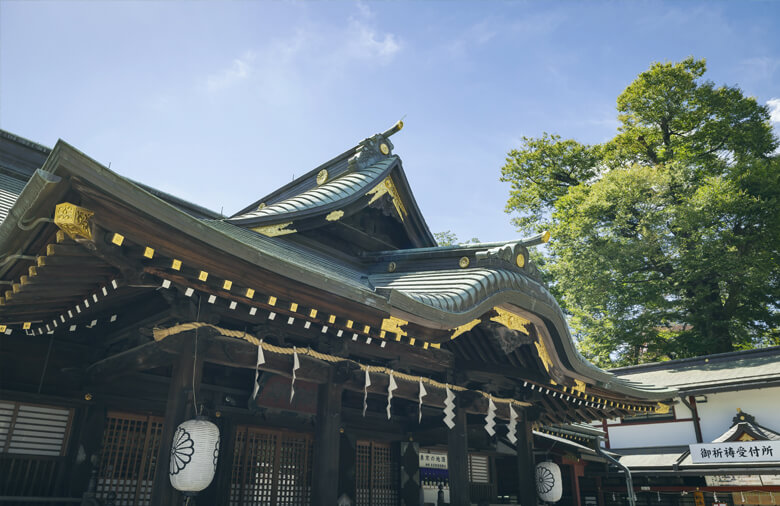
[[326, 210, 345, 221], [535, 339, 554, 374], [450, 318, 481, 340], [316, 169, 329, 185], [381, 316, 408, 340], [490, 308, 530, 334], [54, 203, 94, 241], [654, 402, 670, 414], [252, 222, 296, 237], [366, 177, 408, 221], [572, 379, 586, 394]]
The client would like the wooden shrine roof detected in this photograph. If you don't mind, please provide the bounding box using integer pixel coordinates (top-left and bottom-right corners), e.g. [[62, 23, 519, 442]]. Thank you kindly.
[[0, 127, 678, 425]]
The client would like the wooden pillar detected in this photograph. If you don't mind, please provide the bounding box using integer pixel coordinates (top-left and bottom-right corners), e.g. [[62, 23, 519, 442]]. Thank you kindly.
[[568, 457, 586, 506], [516, 411, 538, 506], [312, 377, 343, 506], [67, 402, 107, 497], [150, 338, 203, 506], [447, 395, 470, 506], [213, 418, 237, 505], [338, 432, 357, 503], [399, 441, 422, 506], [596, 476, 606, 506], [689, 395, 704, 443]]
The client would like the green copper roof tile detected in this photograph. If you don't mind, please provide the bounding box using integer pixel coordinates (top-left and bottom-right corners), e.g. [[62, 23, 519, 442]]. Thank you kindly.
[[229, 157, 397, 226]]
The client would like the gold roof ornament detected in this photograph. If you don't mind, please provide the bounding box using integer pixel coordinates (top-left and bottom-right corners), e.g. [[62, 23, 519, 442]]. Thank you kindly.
[[572, 379, 586, 394], [54, 202, 94, 241], [654, 402, 670, 414], [252, 222, 296, 237], [366, 177, 408, 221], [450, 318, 481, 340], [316, 169, 329, 185], [325, 210, 344, 221], [490, 308, 530, 334], [381, 316, 408, 341]]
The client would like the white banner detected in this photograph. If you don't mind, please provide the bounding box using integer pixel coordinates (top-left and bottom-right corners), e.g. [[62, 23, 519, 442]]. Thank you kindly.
[[705, 475, 763, 486], [419, 451, 448, 469], [690, 441, 780, 463]]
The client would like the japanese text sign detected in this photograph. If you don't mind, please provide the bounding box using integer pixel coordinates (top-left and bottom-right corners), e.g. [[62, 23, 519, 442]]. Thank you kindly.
[[690, 441, 780, 464]]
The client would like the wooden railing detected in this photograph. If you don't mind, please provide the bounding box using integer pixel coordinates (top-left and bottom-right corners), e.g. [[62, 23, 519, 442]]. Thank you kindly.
[[0, 454, 61, 498], [470, 482, 497, 503]]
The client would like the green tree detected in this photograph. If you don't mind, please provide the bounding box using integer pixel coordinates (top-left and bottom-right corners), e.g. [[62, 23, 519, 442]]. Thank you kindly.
[[501, 58, 780, 366], [434, 230, 480, 247]]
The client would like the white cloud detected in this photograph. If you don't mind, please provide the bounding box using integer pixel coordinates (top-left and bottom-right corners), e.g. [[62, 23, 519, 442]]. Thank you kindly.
[[206, 52, 254, 92], [345, 3, 401, 61], [200, 4, 401, 98], [767, 98, 780, 123], [346, 18, 401, 60]]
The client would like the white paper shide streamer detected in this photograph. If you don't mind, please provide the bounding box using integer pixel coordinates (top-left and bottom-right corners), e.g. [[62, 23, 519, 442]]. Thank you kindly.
[[386, 374, 397, 419], [507, 404, 518, 444], [251, 342, 266, 400], [363, 369, 371, 416], [290, 347, 300, 403], [418, 380, 427, 423], [443, 388, 456, 429], [484, 398, 497, 436]]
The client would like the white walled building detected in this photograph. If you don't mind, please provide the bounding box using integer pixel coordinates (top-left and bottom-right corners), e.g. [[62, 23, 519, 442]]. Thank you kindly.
[[594, 347, 780, 505]]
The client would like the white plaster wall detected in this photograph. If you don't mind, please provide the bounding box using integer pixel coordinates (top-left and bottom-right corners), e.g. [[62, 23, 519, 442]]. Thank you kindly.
[[695, 386, 780, 443], [607, 420, 697, 449], [601, 386, 780, 450]]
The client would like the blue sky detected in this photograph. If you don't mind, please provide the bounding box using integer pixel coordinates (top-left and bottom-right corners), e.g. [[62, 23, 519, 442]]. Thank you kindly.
[[2, 1, 779, 242]]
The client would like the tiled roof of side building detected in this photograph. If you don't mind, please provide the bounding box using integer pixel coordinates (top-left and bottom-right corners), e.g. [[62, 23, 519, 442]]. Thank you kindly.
[[609, 346, 780, 392], [0, 129, 52, 224], [0, 173, 29, 223]]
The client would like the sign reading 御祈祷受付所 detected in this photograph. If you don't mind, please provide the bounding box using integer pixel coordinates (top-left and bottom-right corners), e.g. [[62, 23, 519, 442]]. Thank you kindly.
[[690, 441, 780, 464]]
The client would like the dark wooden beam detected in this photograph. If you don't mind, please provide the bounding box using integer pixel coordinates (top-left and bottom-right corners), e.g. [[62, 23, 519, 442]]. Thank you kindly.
[[447, 393, 470, 506], [311, 371, 343, 506], [85, 333, 185, 381]]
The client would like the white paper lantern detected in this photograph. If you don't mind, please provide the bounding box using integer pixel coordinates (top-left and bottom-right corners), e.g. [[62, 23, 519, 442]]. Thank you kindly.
[[535, 461, 562, 503], [169, 418, 220, 494]]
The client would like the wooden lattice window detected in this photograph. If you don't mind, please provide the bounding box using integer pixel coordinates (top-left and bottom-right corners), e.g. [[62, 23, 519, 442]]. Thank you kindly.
[[0, 400, 73, 456], [0, 400, 73, 498], [230, 426, 313, 505], [96, 411, 164, 506], [468, 454, 489, 483], [356, 441, 399, 506]]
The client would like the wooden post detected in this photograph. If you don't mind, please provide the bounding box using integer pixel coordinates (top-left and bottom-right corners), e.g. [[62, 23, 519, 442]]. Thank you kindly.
[[447, 394, 470, 506], [312, 374, 343, 506], [213, 418, 237, 505], [67, 402, 107, 498], [150, 338, 203, 506], [399, 441, 422, 506], [516, 410, 538, 506], [338, 432, 357, 503], [595, 476, 606, 506]]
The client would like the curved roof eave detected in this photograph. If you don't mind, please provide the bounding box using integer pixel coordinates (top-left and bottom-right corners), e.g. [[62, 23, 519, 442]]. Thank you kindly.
[[371, 267, 677, 400]]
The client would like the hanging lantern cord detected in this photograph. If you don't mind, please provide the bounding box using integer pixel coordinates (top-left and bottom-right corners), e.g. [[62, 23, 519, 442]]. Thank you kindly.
[[192, 298, 202, 416]]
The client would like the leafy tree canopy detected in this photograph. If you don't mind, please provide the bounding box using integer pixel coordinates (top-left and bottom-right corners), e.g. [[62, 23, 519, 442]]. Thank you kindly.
[[501, 58, 780, 366], [434, 230, 480, 246]]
